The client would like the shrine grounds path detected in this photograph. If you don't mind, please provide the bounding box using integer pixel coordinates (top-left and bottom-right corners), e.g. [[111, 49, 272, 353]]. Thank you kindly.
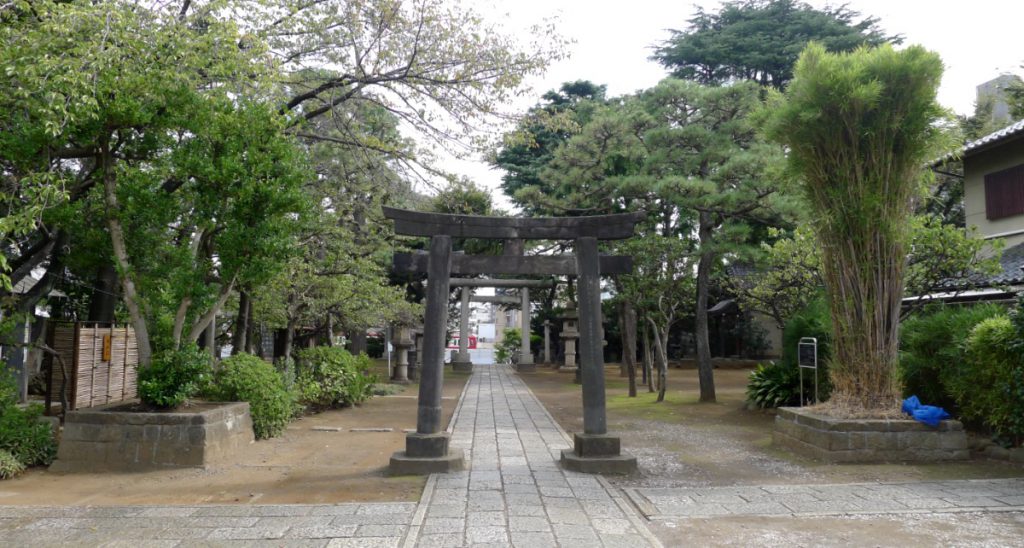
[[2, 363, 1024, 546]]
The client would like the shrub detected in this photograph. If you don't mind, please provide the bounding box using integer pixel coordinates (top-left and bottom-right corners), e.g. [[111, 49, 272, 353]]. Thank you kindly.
[[138, 346, 213, 408], [208, 353, 297, 439], [747, 362, 800, 409], [495, 328, 521, 364], [950, 316, 1024, 446], [898, 303, 1004, 411], [0, 449, 25, 480], [294, 347, 376, 409], [0, 371, 56, 468], [366, 336, 385, 359]]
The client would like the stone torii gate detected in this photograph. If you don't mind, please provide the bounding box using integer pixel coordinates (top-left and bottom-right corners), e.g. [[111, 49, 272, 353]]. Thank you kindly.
[[384, 207, 640, 475], [454, 277, 556, 372]]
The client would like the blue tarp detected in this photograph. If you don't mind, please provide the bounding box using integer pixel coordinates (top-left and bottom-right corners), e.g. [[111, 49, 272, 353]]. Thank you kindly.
[[901, 395, 951, 427]]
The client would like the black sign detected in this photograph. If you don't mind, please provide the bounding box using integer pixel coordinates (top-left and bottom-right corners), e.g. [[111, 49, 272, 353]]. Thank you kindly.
[[798, 342, 816, 368]]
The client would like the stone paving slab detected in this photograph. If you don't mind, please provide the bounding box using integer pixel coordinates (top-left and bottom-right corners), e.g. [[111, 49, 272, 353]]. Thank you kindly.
[[626, 478, 1024, 520], [0, 503, 415, 545]]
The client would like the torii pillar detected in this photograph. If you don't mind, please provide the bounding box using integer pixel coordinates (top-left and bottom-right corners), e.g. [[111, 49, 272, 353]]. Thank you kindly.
[[451, 287, 473, 372]]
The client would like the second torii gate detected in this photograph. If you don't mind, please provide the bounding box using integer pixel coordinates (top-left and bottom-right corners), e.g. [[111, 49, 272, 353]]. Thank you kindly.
[[385, 207, 641, 475]]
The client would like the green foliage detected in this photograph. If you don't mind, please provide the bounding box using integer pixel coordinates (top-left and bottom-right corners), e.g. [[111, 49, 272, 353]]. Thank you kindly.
[[898, 304, 1005, 411], [953, 316, 1024, 446], [495, 329, 521, 364], [747, 363, 800, 409], [138, 347, 213, 408], [366, 337, 385, 359], [294, 347, 376, 409], [0, 370, 56, 468], [763, 43, 947, 408], [653, 0, 897, 89], [209, 353, 297, 440], [0, 449, 26, 480]]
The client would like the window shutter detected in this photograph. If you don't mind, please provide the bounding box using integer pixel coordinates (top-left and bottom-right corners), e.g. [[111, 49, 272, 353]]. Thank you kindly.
[[985, 163, 1024, 220]]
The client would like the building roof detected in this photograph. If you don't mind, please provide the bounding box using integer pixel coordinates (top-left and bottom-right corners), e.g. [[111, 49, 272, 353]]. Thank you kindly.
[[962, 118, 1024, 157], [992, 240, 1024, 286]]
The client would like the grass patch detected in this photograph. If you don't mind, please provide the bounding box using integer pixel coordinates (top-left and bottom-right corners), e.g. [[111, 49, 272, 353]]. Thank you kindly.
[[606, 392, 699, 421]]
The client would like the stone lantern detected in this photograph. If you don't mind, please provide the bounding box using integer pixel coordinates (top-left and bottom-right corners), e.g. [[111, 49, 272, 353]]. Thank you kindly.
[[559, 303, 579, 372]]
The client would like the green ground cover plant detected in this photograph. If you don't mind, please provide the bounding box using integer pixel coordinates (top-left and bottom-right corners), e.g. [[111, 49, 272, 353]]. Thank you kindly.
[[747, 298, 832, 408], [0, 371, 56, 475], [138, 347, 213, 408]]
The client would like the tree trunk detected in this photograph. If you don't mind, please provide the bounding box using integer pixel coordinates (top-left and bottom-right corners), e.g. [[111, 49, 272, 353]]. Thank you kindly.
[[647, 317, 669, 402], [87, 263, 118, 323], [622, 301, 638, 398], [282, 319, 296, 363], [695, 213, 717, 403], [15, 231, 69, 316], [323, 313, 334, 347], [186, 274, 236, 344], [231, 289, 250, 355], [349, 329, 367, 355], [100, 142, 152, 366], [642, 326, 655, 393]]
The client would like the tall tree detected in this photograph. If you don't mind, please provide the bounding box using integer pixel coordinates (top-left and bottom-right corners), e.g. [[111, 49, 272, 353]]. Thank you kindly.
[[491, 81, 607, 213], [764, 43, 947, 410], [652, 0, 898, 89]]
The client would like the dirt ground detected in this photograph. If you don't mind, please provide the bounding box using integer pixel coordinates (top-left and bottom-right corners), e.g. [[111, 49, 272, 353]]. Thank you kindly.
[[520, 365, 1024, 547], [0, 365, 468, 506], [521, 365, 1024, 488]]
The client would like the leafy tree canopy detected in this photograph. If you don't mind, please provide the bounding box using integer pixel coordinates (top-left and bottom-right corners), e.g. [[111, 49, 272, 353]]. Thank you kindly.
[[652, 0, 899, 89]]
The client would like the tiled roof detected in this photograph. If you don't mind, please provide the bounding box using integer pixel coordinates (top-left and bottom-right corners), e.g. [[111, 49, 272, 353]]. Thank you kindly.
[[962, 118, 1024, 157], [933, 118, 1024, 165], [992, 240, 1024, 285]]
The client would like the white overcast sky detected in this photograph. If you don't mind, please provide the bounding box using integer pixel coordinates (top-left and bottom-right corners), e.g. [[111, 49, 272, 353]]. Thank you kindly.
[[438, 0, 1024, 207]]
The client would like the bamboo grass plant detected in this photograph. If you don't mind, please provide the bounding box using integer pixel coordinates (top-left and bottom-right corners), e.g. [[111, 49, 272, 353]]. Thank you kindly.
[[764, 43, 947, 410]]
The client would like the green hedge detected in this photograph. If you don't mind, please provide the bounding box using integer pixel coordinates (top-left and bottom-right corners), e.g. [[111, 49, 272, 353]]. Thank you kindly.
[[953, 316, 1024, 446], [898, 303, 1004, 412], [0, 371, 56, 476], [294, 347, 376, 409], [208, 353, 297, 439]]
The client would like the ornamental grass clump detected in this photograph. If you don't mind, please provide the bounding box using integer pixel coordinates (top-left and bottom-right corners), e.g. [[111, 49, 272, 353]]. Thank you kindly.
[[764, 43, 946, 410]]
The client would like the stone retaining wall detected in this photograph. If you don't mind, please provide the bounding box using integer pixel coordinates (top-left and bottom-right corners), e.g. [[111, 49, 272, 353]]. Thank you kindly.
[[51, 401, 254, 472], [773, 407, 968, 463]]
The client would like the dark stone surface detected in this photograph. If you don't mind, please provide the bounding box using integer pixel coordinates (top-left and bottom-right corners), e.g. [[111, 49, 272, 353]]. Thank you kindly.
[[452, 361, 474, 373], [384, 206, 645, 240], [560, 449, 637, 475], [394, 252, 633, 276], [405, 432, 451, 458], [575, 237, 607, 436], [388, 449, 465, 476], [515, 363, 536, 373], [573, 433, 621, 457], [417, 235, 452, 435]]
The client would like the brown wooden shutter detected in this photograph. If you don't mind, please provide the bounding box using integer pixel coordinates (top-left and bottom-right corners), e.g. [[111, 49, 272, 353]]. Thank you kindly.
[[985, 163, 1024, 220]]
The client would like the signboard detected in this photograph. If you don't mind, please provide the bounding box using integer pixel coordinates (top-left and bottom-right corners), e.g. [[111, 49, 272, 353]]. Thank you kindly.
[[446, 335, 477, 349], [798, 337, 818, 406]]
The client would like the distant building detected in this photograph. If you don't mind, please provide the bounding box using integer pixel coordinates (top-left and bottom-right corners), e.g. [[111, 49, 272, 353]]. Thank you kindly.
[[976, 74, 1021, 127]]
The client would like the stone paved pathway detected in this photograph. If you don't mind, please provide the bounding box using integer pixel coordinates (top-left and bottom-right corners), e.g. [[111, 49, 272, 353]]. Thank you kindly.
[[402, 364, 661, 547], [626, 478, 1024, 520]]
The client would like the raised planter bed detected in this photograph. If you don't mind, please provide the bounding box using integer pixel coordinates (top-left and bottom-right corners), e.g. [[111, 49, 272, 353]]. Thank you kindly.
[[50, 401, 254, 472], [773, 406, 968, 463]]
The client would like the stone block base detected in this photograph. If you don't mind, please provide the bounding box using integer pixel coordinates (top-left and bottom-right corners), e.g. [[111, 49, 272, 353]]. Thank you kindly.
[[516, 362, 536, 373], [388, 449, 464, 475], [51, 401, 254, 472], [452, 360, 474, 373], [773, 407, 969, 463], [560, 449, 637, 474], [560, 433, 637, 474]]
